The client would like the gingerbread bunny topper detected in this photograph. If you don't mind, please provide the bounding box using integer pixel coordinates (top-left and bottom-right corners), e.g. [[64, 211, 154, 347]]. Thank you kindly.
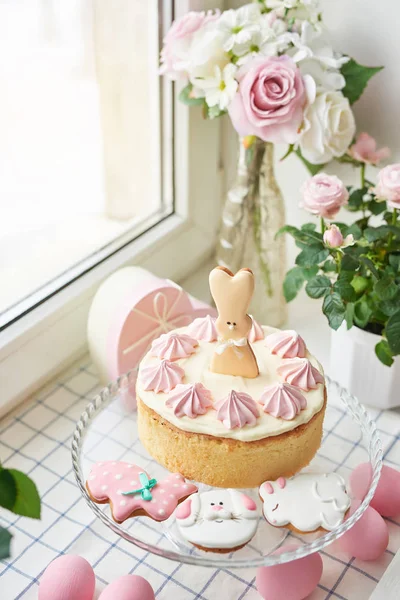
[[209, 267, 259, 378]]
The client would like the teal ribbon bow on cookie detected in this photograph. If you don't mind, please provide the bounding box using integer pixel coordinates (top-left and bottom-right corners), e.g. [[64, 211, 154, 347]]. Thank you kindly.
[[122, 472, 157, 501]]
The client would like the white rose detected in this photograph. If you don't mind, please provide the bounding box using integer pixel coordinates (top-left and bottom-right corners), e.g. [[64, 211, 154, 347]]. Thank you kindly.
[[299, 91, 356, 164]]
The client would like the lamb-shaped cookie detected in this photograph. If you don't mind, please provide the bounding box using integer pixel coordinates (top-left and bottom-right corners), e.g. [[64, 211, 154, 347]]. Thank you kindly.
[[259, 472, 351, 533], [209, 267, 259, 378], [175, 489, 259, 552], [86, 461, 198, 523]]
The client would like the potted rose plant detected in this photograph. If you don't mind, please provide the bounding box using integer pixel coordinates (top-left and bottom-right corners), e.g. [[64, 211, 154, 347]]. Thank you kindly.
[[278, 136, 400, 408]]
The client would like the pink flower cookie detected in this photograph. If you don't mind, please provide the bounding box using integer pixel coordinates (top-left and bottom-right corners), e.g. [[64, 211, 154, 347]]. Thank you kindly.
[[86, 461, 198, 523]]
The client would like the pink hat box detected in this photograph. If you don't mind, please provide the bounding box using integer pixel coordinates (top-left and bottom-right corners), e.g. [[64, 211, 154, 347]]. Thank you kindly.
[[87, 267, 216, 407]]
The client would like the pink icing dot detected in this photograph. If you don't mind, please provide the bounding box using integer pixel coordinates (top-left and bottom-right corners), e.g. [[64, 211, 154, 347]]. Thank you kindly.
[[263, 482, 274, 495], [277, 477, 286, 489]]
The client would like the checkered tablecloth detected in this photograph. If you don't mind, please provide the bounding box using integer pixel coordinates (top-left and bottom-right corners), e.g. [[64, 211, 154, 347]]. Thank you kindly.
[[1, 357, 399, 600]]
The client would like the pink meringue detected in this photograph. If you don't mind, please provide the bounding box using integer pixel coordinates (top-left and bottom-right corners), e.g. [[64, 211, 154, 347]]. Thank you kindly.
[[259, 382, 307, 420], [248, 317, 264, 343], [266, 329, 306, 358], [140, 359, 184, 393], [214, 390, 259, 429], [188, 315, 217, 342], [150, 332, 198, 361], [166, 383, 213, 418], [277, 358, 324, 391]]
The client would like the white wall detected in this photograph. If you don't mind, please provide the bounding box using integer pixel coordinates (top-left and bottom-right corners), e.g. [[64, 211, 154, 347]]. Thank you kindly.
[[222, 0, 400, 263]]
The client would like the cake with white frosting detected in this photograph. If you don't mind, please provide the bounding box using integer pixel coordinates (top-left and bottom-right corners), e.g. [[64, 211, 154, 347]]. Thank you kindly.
[[137, 267, 326, 488]]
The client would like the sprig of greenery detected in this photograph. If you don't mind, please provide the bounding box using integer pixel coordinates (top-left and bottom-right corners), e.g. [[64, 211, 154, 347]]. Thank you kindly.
[[0, 463, 41, 559], [277, 167, 400, 367]]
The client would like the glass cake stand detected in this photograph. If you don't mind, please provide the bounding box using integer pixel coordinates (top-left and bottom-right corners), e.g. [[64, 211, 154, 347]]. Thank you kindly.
[[71, 372, 382, 569]]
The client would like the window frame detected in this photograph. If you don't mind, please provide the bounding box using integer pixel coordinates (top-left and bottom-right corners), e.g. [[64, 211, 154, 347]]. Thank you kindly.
[[0, 0, 223, 415]]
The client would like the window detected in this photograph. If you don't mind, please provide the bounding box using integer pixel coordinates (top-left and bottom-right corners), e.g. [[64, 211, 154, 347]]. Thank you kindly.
[[0, 0, 222, 411], [0, 0, 173, 329]]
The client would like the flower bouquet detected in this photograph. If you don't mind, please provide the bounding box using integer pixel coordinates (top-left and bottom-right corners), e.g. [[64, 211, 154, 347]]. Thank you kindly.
[[160, 0, 383, 325], [278, 137, 400, 368]]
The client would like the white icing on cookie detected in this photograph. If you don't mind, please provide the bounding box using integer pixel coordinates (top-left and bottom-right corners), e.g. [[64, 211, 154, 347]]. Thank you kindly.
[[137, 326, 325, 442], [175, 489, 259, 550], [259, 472, 351, 532]]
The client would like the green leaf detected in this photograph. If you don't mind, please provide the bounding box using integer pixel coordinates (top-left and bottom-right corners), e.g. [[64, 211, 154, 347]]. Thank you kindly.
[[7, 470, 41, 519], [375, 340, 394, 367], [295, 148, 325, 175], [386, 310, 400, 355], [301, 223, 317, 232], [369, 199, 387, 215], [276, 225, 322, 245], [345, 223, 362, 240], [322, 293, 346, 330], [0, 469, 17, 511], [276, 225, 300, 238], [351, 275, 369, 295], [178, 84, 205, 107], [341, 59, 384, 104], [364, 226, 390, 242], [345, 302, 355, 329], [380, 294, 400, 317], [283, 267, 305, 302], [374, 276, 398, 301], [389, 255, 400, 272], [305, 275, 332, 299], [334, 272, 357, 302], [360, 256, 380, 279], [296, 245, 329, 267], [347, 188, 365, 211], [280, 144, 295, 161], [302, 266, 319, 280], [354, 297, 373, 328], [341, 253, 360, 272], [323, 260, 337, 273], [0, 526, 12, 560]]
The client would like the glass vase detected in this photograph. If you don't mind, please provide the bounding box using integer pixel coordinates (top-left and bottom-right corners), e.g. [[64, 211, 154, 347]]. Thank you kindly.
[[216, 138, 287, 327]]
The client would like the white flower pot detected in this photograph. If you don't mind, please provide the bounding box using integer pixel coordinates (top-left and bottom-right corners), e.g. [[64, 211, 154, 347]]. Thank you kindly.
[[330, 324, 400, 409]]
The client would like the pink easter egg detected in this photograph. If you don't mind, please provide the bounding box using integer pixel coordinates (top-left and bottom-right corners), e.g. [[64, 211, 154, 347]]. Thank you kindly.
[[99, 575, 155, 600], [338, 500, 389, 560], [350, 463, 400, 517], [39, 555, 95, 600], [256, 544, 323, 600]]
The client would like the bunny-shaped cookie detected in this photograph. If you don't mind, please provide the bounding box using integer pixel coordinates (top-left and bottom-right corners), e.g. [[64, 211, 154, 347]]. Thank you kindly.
[[209, 267, 259, 378]]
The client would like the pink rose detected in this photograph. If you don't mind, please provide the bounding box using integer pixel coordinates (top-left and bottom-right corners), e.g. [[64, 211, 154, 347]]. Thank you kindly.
[[323, 224, 354, 249], [323, 224, 343, 248], [160, 10, 220, 79], [375, 163, 400, 208], [301, 173, 349, 219], [228, 56, 306, 144], [348, 132, 390, 165]]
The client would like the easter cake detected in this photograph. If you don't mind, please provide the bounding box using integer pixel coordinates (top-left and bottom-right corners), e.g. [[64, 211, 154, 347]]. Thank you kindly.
[[137, 267, 326, 488]]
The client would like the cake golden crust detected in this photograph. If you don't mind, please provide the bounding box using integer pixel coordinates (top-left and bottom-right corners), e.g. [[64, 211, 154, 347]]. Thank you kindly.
[[137, 389, 326, 488]]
